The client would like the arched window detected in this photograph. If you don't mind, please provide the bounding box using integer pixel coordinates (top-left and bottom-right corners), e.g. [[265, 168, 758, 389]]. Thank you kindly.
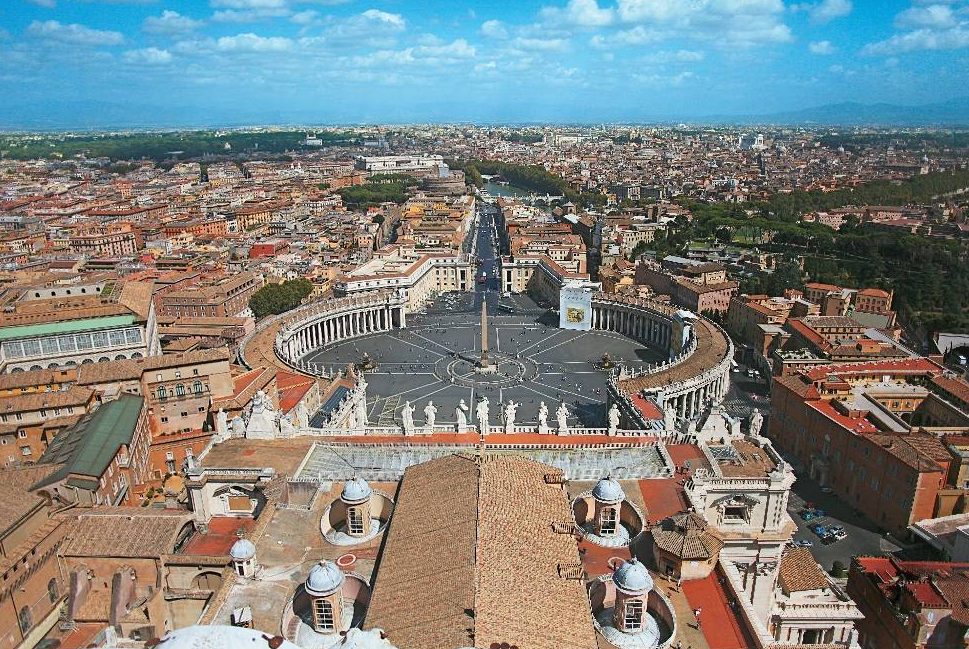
[[192, 381, 203, 394], [158, 386, 167, 400], [175, 384, 186, 397], [312, 598, 334, 632], [623, 600, 643, 631], [18, 606, 32, 635], [600, 506, 617, 536], [347, 506, 364, 535], [47, 578, 59, 604]]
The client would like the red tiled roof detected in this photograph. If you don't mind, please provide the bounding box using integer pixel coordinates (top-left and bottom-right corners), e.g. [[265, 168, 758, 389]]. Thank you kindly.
[[801, 357, 942, 381]]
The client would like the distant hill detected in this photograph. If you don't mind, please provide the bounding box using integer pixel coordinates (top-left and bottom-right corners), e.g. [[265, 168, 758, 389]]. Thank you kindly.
[[722, 97, 969, 127]]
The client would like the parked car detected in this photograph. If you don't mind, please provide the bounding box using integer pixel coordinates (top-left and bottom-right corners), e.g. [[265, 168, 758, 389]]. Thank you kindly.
[[810, 523, 829, 537], [820, 486, 834, 494], [794, 538, 814, 547]]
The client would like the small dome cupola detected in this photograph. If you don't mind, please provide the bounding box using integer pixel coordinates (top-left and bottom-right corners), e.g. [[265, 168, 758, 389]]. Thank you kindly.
[[592, 475, 625, 504], [229, 538, 257, 578], [341, 477, 373, 505], [613, 557, 654, 596], [229, 539, 256, 561], [305, 561, 345, 597]]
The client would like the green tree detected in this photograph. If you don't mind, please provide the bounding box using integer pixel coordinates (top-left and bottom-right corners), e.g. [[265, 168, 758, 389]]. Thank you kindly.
[[248, 279, 314, 319]]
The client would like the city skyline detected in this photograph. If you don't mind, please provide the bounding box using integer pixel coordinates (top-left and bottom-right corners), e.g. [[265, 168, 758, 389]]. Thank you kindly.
[[4, 0, 969, 127]]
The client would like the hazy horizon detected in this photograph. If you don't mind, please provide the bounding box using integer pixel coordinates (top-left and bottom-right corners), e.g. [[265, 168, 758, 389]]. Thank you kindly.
[[4, 0, 969, 127]]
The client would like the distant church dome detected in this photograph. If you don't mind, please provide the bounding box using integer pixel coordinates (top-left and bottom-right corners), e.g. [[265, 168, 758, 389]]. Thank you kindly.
[[613, 558, 654, 596], [306, 560, 345, 597], [229, 538, 256, 561], [341, 477, 373, 504], [592, 476, 625, 504]]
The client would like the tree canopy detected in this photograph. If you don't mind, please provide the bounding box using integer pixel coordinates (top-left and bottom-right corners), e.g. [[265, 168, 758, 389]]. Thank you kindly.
[[248, 278, 314, 319]]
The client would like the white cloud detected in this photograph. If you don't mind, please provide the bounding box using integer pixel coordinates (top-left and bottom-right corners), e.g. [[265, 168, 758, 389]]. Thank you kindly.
[[291, 10, 319, 25], [591, 25, 662, 48], [353, 38, 476, 68], [215, 33, 294, 52], [123, 47, 173, 64], [895, 4, 957, 29], [210, 0, 287, 8], [27, 0, 56, 8], [809, 39, 836, 54], [863, 26, 969, 54], [607, 0, 791, 47], [481, 19, 509, 39], [793, 0, 853, 23], [26, 20, 124, 46], [357, 10, 406, 30], [513, 37, 570, 51], [541, 0, 614, 28], [212, 8, 291, 22], [143, 10, 204, 34], [643, 49, 705, 63]]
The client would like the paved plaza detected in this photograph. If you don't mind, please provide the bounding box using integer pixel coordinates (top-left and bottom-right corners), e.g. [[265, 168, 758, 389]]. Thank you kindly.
[[302, 295, 666, 429]]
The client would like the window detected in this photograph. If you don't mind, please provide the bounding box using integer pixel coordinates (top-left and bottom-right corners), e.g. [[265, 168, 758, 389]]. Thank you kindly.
[[724, 505, 748, 523], [158, 386, 167, 400], [18, 606, 31, 635], [21, 446, 30, 456], [175, 384, 186, 397], [193, 381, 203, 394], [348, 506, 365, 535], [623, 600, 643, 631], [312, 599, 334, 633], [599, 506, 618, 536], [47, 578, 59, 604], [17, 430, 26, 439]]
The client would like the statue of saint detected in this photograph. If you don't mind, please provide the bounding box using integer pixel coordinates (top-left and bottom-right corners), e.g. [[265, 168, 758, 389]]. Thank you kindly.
[[608, 403, 620, 435], [748, 408, 764, 438], [424, 401, 438, 431], [295, 402, 310, 430], [215, 408, 228, 437], [455, 399, 469, 432], [538, 401, 549, 434], [504, 401, 519, 433], [556, 402, 570, 436], [476, 397, 490, 436], [401, 401, 415, 435]]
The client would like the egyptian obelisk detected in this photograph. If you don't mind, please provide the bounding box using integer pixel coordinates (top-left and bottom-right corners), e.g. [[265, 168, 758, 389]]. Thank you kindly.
[[480, 300, 491, 369]]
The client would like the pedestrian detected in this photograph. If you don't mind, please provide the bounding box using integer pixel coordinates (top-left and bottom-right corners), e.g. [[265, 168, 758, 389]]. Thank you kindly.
[[693, 607, 701, 628]]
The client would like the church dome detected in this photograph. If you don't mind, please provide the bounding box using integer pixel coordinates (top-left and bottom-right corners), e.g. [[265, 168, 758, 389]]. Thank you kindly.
[[123, 625, 300, 649], [229, 538, 256, 561], [613, 558, 653, 595], [341, 477, 373, 505], [592, 476, 625, 504], [305, 560, 345, 597]]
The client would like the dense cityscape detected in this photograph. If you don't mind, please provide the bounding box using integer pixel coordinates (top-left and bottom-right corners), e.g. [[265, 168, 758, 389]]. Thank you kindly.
[[6, 0, 969, 647]]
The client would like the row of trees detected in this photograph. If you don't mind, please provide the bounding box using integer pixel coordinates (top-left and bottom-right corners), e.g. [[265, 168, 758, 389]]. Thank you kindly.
[[248, 279, 314, 319], [1, 130, 358, 162], [337, 179, 412, 209]]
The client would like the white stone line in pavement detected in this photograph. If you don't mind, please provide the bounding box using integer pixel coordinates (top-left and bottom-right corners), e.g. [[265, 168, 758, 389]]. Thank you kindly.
[[531, 376, 587, 400], [516, 328, 564, 355], [387, 332, 449, 358], [375, 376, 442, 401], [406, 329, 461, 355]]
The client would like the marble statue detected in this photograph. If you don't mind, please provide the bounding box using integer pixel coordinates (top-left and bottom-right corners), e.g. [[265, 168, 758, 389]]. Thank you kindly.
[[215, 408, 228, 438], [354, 394, 368, 428], [279, 414, 295, 437], [748, 408, 764, 438], [455, 399, 469, 432], [476, 397, 491, 436], [556, 402, 570, 436], [424, 401, 437, 431], [538, 401, 550, 434], [503, 401, 519, 433], [231, 416, 246, 437], [401, 401, 415, 435], [664, 404, 676, 431], [295, 402, 310, 430], [608, 403, 620, 435]]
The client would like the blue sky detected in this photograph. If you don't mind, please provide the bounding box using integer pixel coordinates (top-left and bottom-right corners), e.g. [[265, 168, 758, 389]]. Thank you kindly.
[[2, 0, 969, 126]]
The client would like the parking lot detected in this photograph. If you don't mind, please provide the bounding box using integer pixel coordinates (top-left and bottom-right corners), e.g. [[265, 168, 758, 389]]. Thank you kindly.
[[787, 470, 902, 572]]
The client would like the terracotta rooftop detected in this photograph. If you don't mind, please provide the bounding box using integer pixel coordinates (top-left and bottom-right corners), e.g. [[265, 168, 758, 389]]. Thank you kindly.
[[779, 547, 830, 593], [59, 508, 194, 558], [0, 463, 61, 536], [364, 454, 598, 649], [652, 512, 724, 560]]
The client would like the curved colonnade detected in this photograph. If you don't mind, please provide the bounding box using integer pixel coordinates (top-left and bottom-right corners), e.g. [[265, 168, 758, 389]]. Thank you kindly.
[[593, 294, 733, 423], [242, 289, 730, 429]]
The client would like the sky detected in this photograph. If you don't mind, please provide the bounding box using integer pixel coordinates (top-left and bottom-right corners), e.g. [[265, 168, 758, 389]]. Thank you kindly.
[[2, 0, 969, 126]]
